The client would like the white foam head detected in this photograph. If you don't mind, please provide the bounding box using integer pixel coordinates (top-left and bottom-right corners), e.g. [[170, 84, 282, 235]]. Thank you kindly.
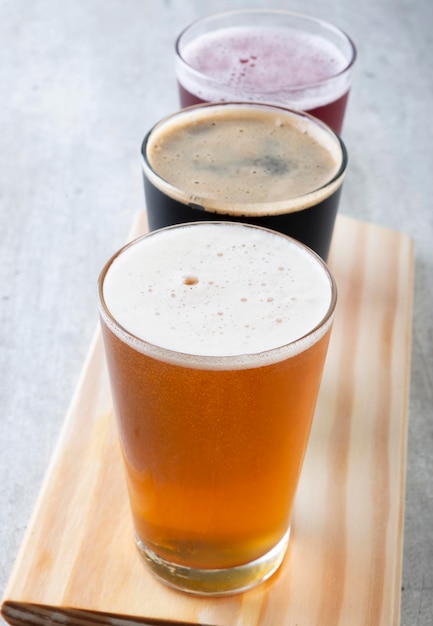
[[99, 222, 336, 369]]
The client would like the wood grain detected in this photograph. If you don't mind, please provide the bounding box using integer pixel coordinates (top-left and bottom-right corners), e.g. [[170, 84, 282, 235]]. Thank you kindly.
[[1, 212, 414, 626]]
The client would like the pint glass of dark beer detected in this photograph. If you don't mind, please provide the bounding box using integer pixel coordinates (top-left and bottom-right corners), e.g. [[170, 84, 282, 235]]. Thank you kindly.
[[98, 221, 337, 594], [175, 10, 357, 134], [141, 102, 347, 261]]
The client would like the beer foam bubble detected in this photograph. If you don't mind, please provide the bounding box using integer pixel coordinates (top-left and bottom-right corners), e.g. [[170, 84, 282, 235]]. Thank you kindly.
[[101, 223, 335, 368]]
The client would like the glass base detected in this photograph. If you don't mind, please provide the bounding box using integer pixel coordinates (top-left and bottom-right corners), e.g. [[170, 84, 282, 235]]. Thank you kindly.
[[135, 529, 290, 596]]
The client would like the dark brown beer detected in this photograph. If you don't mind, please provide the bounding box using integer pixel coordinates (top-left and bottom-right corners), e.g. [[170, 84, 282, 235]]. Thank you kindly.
[[142, 102, 347, 260]]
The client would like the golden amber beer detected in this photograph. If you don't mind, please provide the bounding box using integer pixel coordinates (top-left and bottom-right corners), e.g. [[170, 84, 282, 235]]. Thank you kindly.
[[98, 222, 336, 594]]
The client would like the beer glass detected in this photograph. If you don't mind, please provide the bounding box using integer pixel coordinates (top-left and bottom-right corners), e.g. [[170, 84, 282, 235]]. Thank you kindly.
[[98, 221, 337, 594], [141, 101, 347, 261], [175, 9, 357, 134]]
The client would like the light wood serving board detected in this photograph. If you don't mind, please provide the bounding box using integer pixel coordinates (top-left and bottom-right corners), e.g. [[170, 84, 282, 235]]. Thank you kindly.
[[1, 212, 414, 626]]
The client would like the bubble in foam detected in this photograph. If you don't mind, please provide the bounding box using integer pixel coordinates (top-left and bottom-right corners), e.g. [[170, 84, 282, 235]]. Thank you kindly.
[[183, 275, 199, 285]]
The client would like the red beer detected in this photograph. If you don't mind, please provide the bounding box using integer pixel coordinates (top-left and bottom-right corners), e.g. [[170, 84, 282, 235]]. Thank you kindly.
[[176, 10, 356, 134]]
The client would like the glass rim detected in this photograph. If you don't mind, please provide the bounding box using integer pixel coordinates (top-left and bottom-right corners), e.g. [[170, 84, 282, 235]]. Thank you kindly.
[[141, 101, 348, 217], [175, 8, 357, 94], [98, 221, 337, 370]]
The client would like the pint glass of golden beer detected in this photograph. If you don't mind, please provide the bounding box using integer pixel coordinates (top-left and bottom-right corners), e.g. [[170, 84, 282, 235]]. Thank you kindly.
[[98, 221, 336, 595]]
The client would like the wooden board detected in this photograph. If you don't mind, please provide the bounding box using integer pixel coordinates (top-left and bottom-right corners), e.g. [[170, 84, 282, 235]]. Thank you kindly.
[[1, 212, 414, 626]]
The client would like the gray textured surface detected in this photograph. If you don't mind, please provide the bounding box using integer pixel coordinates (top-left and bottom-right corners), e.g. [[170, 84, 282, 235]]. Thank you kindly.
[[1, 0, 432, 624]]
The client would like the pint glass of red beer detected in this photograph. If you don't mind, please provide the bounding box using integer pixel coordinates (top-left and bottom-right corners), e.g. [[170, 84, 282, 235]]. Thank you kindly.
[[175, 9, 356, 134]]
